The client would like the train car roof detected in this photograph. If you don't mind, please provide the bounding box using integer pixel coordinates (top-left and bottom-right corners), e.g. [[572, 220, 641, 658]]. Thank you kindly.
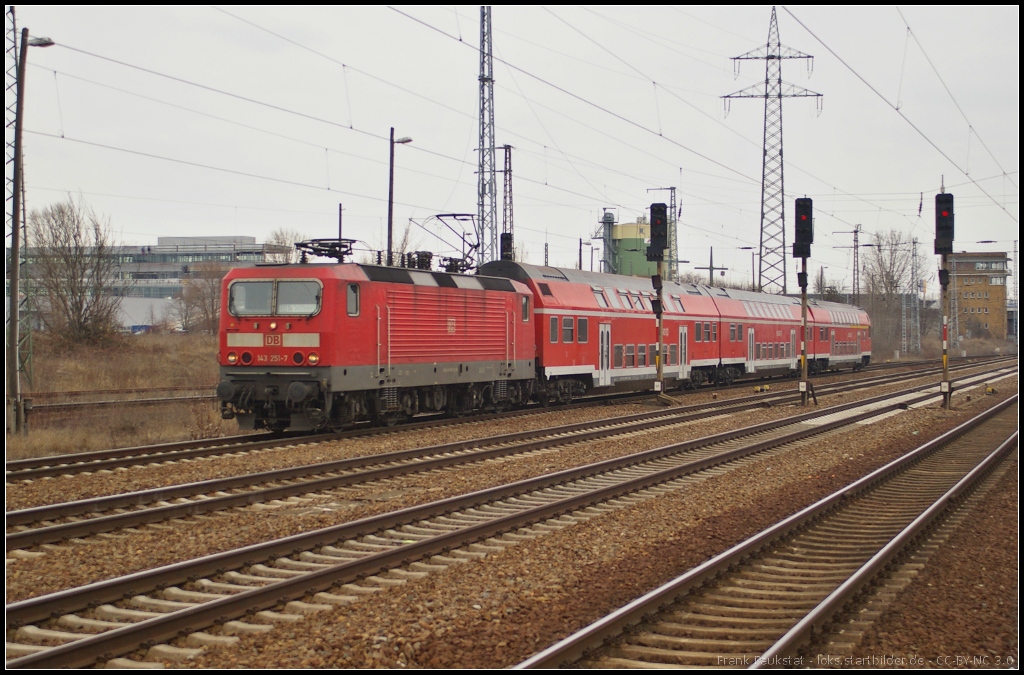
[[479, 260, 866, 312], [228, 261, 526, 294]]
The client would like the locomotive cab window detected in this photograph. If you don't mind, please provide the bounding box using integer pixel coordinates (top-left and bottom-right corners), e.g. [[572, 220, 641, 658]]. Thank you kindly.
[[229, 279, 322, 317], [228, 281, 273, 316], [347, 284, 360, 316], [522, 296, 529, 322], [277, 281, 321, 315]]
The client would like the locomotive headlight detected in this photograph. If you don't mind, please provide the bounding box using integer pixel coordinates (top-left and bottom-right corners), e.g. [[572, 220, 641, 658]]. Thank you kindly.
[[226, 352, 238, 365], [307, 352, 320, 366], [269, 321, 278, 330]]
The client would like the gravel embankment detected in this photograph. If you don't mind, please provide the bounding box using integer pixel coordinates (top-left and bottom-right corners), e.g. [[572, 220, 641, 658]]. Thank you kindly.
[[836, 461, 1018, 669], [165, 388, 1015, 669], [5, 374, 1010, 604]]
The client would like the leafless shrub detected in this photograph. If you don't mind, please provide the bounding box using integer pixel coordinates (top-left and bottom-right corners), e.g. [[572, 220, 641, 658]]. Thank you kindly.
[[266, 227, 306, 263], [28, 197, 126, 344], [171, 262, 227, 333]]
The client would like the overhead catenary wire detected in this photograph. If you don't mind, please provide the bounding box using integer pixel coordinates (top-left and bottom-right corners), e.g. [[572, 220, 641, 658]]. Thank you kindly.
[[781, 5, 1018, 224]]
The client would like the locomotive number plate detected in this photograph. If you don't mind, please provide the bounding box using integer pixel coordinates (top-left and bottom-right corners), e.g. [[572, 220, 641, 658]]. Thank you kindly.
[[265, 334, 282, 346]]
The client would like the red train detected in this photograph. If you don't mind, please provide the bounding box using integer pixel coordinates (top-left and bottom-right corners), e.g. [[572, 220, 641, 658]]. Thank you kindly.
[[216, 260, 871, 431]]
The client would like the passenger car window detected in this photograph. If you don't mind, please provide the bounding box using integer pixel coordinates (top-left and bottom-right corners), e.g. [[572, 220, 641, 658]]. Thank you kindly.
[[562, 317, 574, 343]]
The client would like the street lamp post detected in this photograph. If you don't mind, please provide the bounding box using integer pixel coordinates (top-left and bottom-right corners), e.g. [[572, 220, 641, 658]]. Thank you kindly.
[[8, 28, 53, 434], [386, 127, 412, 267]]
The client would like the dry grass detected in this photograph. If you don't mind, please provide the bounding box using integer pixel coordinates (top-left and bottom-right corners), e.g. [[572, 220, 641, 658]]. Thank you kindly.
[[6, 333, 243, 460], [27, 332, 219, 393]]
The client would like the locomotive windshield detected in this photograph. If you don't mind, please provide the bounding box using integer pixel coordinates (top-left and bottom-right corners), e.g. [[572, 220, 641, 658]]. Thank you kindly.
[[277, 281, 320, 314], [228, 280, 321, 316]]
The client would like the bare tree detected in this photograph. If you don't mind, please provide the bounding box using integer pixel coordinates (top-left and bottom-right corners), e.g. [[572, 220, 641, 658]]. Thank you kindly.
[[266, 227, 306, 263], [172, 262, 228, 333], [28, 198, 125, 343], [862, 230, 919, 357]]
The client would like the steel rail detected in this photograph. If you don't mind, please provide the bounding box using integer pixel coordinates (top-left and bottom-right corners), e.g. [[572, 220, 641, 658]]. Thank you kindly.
[[7, 358, 1000, 482], [9, 365, 997, 550], [514, 395, 1017, 669], [753, 429, 1018, 668], [5, 387, 977, 668]]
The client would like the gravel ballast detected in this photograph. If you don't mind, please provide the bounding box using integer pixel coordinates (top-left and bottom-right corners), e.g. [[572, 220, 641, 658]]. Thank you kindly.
[[167, 389, 1016, 669]]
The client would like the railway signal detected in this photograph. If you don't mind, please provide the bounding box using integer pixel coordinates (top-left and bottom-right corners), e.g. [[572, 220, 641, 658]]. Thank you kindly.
[[647, 203, 668, 262], [793, 197, 814, 406], [793, 197, 813, 259], [934, 193, 954, 255], [935, 191, 954, 408]]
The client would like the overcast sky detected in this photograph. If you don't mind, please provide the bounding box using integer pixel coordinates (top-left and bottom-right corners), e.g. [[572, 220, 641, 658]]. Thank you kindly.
[[11, 5, 1019, 297]]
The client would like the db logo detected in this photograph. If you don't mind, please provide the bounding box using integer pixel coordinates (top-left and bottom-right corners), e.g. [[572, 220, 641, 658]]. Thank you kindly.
[[265, 334, 282, 346], [447, 318, 456, 333]]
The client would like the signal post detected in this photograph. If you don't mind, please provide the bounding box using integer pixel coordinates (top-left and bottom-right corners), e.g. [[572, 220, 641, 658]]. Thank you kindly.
[[794, 198, 813, 406], [647, 204, 668, 400], [935, 192, 954, 409]]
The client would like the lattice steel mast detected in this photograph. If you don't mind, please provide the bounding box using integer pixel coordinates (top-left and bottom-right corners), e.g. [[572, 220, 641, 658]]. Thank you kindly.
[[476, 5, 497, 266], [723, 6, 821, 295]]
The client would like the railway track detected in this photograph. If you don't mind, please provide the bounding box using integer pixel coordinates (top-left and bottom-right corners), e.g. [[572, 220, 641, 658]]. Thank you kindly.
[[4, 374, 1013, 667], [516, 399, 1018, 669], [7, 358, 1005, 483], [7, 363, 1014, 551]]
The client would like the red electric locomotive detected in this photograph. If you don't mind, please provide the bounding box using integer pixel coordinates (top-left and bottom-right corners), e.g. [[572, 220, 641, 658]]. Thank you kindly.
[[216, 263, 536, 431]]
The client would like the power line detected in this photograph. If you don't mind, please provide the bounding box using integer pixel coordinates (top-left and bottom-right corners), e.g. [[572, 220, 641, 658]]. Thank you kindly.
[[389, 5, 760, 185], [781, 5, 1018, 224], [894, 6, 1018, 191]]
